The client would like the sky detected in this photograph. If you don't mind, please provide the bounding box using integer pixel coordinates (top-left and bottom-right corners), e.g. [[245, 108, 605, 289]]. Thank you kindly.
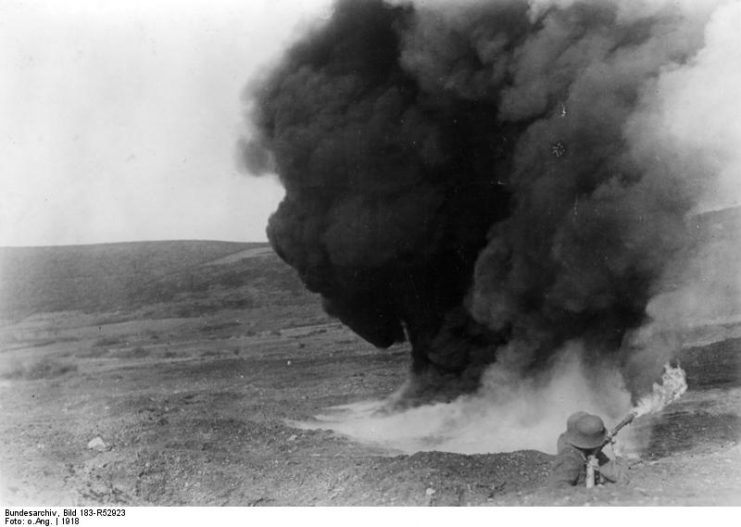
[[1, 0, 739, 248], [0, 0, 333, 247]]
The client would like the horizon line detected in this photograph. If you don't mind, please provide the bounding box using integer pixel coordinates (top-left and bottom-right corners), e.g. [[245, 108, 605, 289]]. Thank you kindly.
[[0, 238, 271, 250]]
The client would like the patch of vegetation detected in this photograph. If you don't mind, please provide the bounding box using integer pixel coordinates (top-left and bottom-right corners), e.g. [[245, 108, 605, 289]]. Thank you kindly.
[[114, 346, 150, 359], [0, 358, 78, 380], [25, 338, 71, 348], [200, 321, 241, 333], [76, 346, 110, 359], [93, 336, 125, 347]]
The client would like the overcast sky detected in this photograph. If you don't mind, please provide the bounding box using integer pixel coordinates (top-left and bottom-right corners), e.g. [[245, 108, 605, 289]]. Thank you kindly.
[[0, 0, 333, 247]]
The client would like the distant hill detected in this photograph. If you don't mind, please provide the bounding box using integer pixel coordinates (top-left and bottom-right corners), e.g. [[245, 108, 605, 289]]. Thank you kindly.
[[0, 240, 314, 320], [690, 206, 741, 242], [1, 206, 737, 322]]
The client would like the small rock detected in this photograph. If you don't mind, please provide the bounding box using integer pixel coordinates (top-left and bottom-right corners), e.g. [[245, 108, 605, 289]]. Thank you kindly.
[[288, 434, 298, 441], [87, 437, 108, 451], [425, 488, 436, 496]]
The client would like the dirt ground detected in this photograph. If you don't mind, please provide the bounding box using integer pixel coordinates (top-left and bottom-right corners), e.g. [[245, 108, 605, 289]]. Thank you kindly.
[[1, 309, 740, 506]]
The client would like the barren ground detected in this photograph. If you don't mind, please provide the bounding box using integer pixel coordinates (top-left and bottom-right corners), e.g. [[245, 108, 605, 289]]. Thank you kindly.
[[1, 305, 740, 506]]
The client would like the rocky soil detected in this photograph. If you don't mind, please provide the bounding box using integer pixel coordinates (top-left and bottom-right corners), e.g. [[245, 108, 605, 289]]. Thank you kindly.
[[1, 309, 739, 506]]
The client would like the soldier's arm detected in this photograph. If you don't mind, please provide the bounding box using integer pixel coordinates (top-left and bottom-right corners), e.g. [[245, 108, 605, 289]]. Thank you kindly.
[[597, 453, 629, 484], [549, 452, 583, 488]]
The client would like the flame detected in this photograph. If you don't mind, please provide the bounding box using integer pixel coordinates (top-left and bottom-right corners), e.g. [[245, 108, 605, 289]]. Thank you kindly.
[[632, 364, 688, 417]]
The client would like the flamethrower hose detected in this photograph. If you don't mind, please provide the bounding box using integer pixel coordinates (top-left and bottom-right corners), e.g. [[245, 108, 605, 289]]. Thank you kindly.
[[600, 411, 638, 449]]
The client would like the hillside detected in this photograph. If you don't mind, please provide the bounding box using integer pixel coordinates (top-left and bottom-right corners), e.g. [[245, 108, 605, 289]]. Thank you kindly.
[[2, 206, 737, 322], [0, 217, 739, 506], [0, 240, 314, 321]]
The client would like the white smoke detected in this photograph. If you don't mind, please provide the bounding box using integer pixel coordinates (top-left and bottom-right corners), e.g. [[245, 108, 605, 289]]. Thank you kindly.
[[616, 1, 741, 218], [624, 0, 741, 355], [294, 344, 632, 454]]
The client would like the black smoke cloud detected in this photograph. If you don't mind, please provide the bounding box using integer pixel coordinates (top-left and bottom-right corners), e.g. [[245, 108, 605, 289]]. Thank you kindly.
[[242, 0, 709, 396]]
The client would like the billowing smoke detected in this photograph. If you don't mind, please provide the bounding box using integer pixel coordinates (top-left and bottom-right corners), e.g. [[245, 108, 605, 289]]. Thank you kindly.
[[290, 345, 634, 454], [242, 0, 740, 403]]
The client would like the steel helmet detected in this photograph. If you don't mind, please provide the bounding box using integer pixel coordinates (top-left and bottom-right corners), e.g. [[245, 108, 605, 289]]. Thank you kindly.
[[566, 411, 589, 430], [565, 413, 607, 449]]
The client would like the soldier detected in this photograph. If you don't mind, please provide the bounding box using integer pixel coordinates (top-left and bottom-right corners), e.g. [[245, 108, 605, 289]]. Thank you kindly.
[[549, 412, 628, 488], [556, 410, 588, 454]]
